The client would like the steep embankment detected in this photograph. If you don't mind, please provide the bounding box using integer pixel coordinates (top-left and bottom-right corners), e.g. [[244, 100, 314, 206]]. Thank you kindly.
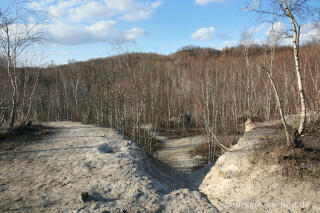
[[0, 122, 216, 212], [200, 118, 320, 213]]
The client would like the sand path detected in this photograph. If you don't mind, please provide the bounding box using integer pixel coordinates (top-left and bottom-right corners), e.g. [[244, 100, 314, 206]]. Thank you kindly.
[[0, 122, 216, 212]]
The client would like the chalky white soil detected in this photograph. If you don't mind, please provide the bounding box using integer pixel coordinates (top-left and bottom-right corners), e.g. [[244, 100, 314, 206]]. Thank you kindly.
[[0, 122, 216, 212], [3, 118, 318, 213], [200, 124, 320, 213]]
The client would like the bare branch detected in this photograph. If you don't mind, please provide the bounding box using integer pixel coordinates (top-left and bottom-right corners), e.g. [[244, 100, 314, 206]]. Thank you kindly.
[[0, 0, 47, 127]]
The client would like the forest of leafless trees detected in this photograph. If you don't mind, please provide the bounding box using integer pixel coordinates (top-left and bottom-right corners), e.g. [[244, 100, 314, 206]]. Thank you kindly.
[[0, 0, 319, 163], [1, 42, 320, 160]]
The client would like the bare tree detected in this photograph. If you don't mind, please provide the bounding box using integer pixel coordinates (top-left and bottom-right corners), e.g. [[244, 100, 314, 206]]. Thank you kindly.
[[0, 0, 46, 126], [240, 28, 258, 115], [246, 0, 318, 146], [0, 102, 8, 127], [264, 24, 292, 145]]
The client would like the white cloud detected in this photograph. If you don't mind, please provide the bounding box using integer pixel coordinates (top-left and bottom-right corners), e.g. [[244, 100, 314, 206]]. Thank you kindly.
[[120, 0, 162, 21], [68, 1, 111, 23], [195, 0, 226, 6], [46, 21, 145, 45], [191, 27, 215, 41], [29, 0, 161, 22], [238, 23, 268, 46], [264, 21, 320, 45], [266, 22, 286, 36], [221, 40, 238, 48], [121, 28, 146, 40], [265, 22, 290, 45], [86, 21, 118, 38], [245, 0, 261, 10], [48, 0, 80, 19], [248, 23, 268, 34], [300, 22, 320, 43], [51, 51, 69, 55], [0, 23, 43, 44], [27, 0, 157, 45]]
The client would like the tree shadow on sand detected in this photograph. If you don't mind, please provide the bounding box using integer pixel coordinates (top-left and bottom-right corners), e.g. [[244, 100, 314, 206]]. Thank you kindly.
[[0, 124, 62, 151]]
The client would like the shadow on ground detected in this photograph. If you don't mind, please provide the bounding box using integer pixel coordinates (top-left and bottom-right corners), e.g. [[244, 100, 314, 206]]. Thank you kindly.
[[0, 124, 62, 151]]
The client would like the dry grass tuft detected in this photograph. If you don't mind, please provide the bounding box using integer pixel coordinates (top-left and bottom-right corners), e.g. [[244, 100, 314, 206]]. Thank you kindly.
[[189, 135, 239, 160], [277, 147, 320, 183], [251, 133, 320, 185]]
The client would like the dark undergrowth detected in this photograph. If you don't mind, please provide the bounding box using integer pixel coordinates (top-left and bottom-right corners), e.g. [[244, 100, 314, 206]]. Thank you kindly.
[[0, 124, 55, 151], [278, 122, 320, 184], [156, 127, 205, 139], [251, 124, 320, 185], [189, 135, 240, 160]]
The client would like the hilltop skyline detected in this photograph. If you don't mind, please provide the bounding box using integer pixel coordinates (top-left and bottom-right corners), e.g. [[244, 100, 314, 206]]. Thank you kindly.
[[6, 0, 320, 65]]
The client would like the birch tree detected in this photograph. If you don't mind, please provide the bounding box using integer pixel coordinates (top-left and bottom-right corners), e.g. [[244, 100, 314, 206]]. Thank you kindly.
[[246, 0, 318, 146], [0, 0, 46, 126]]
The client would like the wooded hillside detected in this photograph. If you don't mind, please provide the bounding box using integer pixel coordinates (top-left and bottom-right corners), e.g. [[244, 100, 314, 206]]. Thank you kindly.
[[1, 43, 320, 157]]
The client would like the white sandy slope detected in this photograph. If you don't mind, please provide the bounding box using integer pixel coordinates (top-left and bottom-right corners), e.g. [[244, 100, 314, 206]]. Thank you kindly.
[[0, 122, 217, 212], [200, 126, 320, 213]]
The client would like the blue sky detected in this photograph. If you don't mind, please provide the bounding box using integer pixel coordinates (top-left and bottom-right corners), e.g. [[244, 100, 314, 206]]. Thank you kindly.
[[9, 0, 320, 64]]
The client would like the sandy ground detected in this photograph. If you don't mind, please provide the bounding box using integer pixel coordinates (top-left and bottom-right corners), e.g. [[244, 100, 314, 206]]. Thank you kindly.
[[200, 123, 320, 213], [141, 124, 207, 173], [157, 136, 207, 173], [0, 122, 217, 212]]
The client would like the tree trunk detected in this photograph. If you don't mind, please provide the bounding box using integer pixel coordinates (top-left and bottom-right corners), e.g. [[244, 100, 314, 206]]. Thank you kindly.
[[261, 66, 291, 145], [293, 38, 306, 135], [10, 98, 16, 127], [0, 114, 6, 127], [282, 0, 306, 140]]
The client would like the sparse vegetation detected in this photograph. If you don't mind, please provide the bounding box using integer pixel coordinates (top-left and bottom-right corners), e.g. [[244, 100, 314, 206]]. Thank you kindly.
[[0, 0, 319, 164], [2, 43, 320, 159], [190, 135, 239, 160], [249, 126, 320, 184], [1, 1, 320, 212]]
